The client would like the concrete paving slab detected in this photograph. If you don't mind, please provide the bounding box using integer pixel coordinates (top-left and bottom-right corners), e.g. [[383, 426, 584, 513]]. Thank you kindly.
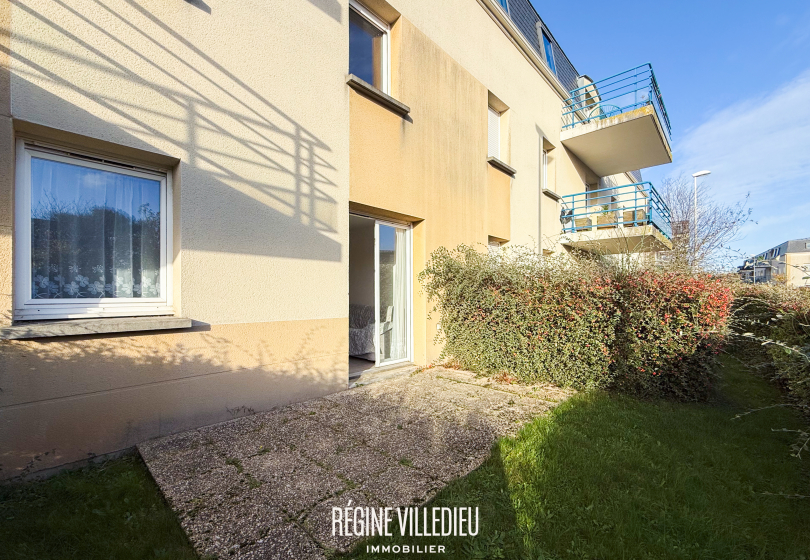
[[138, 367, 571, 559]]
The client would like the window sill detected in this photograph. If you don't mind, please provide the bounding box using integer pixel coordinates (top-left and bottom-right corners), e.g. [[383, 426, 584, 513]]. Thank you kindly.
[[487, 157, 516, 177], [346, 74, 410, 118], [542, 188, 561, 201], [0, 316, 193, 340]]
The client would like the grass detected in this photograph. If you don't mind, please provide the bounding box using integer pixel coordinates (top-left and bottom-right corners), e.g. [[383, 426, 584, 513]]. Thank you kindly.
[[0, 453, 196, 560], [343, 356, 810, 559]]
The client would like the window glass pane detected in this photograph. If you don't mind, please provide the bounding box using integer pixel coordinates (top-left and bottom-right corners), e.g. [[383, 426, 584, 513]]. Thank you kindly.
[[542, 33, 556, 74], [30, 157, 162, 299], [350, 8, 384, 89]]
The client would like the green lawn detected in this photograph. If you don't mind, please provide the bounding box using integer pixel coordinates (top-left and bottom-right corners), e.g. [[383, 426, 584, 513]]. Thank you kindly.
[[0, 453, 196, 560], [343, 356, 810, 559]]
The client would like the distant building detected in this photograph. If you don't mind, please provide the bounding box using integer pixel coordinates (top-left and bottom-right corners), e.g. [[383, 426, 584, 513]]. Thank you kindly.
[[739, 238, 810, 287]]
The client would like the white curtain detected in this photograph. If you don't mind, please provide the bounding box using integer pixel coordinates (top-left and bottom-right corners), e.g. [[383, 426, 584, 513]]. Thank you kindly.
[[390, 227, 408, 360], [30, 157, 161, 300]]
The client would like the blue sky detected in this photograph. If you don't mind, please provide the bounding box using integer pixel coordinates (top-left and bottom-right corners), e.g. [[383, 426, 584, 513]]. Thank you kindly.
[[532, 0, 810, 259]]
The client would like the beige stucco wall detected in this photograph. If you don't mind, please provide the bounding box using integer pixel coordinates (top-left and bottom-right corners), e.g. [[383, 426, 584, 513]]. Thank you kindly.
[[487, 165, 512, 242], [388, 0, 575, 250], [0, 0, 12, 327], [366, 0, 616, 253], [787, 253, 810, 288], [1, 0, 351, 478], [7, 0, 349, 324], [0, 319, 347, 477]]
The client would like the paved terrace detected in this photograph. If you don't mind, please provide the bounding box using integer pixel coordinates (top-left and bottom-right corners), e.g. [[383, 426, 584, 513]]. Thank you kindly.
[[139, 367, 573, 559]]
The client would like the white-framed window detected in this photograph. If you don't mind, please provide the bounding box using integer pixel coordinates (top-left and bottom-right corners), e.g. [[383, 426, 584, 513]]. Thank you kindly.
[[14, 140, 174, 320], [349, 0, 390, 94], [488, 106, 501, 159], [542, 149, 549, 191]]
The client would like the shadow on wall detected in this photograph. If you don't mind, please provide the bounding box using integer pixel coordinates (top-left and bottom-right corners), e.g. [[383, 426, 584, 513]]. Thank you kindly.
[[306, 0, 342, 22], [182, 0, 211, 14], [5, 0, 342, 261], [0, 322, 348, 480]]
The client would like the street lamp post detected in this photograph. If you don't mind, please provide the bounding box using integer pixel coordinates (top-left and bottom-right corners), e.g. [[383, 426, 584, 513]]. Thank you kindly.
[[691, 170, 711, 265]]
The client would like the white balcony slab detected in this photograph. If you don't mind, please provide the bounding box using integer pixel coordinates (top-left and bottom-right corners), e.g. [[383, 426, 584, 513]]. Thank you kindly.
[[560, 106, 672, 176], [561, 224, 673, 255]]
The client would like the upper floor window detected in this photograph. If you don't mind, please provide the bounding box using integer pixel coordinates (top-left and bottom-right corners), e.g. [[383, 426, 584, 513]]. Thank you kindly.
[[488, 106, 501, 159], [349, 0, 390, 93], [541, 31, 556, 74], [14, 141, 173, 320]]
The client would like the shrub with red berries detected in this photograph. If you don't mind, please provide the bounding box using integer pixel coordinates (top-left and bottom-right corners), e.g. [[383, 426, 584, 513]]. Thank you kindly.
[[420, 245, 733, 400]]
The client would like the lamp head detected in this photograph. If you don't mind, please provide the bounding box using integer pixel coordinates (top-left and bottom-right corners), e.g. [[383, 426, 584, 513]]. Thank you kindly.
[[692, 170, 711, 178]]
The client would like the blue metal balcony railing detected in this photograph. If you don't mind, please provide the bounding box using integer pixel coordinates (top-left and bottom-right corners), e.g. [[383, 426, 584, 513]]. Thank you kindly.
[[562, 64, 672, 140], [560, 182, 672, 240]]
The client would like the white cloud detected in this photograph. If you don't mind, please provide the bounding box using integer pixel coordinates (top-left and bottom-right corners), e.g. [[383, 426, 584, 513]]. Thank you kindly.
[[665, 68, 810, 256]]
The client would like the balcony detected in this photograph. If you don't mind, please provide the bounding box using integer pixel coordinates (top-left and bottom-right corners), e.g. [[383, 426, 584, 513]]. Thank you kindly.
[[560, 64, 672, 176], [560, 182, 672, 254]]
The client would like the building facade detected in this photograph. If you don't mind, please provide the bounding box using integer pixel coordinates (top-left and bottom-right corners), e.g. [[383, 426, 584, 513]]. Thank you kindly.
[[0, 0, 673, 478], [739, 238, 810, 287]]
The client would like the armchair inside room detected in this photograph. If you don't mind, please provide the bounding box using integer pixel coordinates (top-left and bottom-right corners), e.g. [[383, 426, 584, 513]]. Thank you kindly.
[[349, 304, 375, 360], [348, 304, 394, 362]]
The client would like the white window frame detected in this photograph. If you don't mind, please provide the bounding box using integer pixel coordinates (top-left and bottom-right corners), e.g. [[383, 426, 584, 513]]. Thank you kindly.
[[14, 139, 174, 321], [349, 0, 391, 94], [542, 149, 549, 191]]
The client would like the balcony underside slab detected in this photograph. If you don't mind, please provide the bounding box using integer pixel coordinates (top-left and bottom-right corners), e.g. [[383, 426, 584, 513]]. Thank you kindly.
[[560, 106, 672, 176], [561, 225, 672, 255]]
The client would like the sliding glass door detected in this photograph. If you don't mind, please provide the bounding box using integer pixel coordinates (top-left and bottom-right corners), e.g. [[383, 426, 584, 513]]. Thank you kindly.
[[375, 221, 411, 366]]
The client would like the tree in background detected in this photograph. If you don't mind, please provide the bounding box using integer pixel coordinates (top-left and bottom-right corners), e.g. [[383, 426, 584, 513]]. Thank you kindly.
[[658, 174, 753, 270]]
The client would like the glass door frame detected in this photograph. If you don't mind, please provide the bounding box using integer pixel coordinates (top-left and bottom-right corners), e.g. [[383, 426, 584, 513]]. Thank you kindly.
[[373, 218, 412, 367], [345, 212, 411, 368]]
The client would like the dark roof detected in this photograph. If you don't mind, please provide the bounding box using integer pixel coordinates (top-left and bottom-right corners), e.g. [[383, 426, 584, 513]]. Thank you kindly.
[[785, 238, 810, 253], [751, 237, 810, 261], [503, 0, 579, 93]]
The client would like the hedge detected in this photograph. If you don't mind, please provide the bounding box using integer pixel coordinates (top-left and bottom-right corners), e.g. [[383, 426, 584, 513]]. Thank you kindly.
[[419, 245, 732, 400]]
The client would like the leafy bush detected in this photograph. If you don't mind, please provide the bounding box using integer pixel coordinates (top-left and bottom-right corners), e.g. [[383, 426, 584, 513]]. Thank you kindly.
[[611, 270, 731, 400], [731, 282, 810, 407], [419, 245, 732, 400]]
